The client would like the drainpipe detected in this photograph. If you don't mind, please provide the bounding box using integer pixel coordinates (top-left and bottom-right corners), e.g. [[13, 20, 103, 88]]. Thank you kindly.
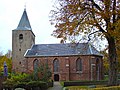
[[90, 56, 95, 81], [65, 57, 70, 81]]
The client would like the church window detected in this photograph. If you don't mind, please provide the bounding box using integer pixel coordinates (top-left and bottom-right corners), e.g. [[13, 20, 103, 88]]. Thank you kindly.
[[33, 59, 39, 72], [19, 34, 23, 39], [76, 58, 82, 72], [19, 62, 21, 64], [53, 58, 59, 72]]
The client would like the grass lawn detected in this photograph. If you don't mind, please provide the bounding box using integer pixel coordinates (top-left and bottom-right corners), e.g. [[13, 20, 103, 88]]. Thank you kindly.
[[14, 88, 25, 90], [63, 86, 88, 90]]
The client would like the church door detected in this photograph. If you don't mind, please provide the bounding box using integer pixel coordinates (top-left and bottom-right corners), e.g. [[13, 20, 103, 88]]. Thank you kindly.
[[54, 74, 59, 81]]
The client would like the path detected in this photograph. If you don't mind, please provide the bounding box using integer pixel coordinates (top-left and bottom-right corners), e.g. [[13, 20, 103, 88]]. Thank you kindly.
[[48, 82, 63, 90]]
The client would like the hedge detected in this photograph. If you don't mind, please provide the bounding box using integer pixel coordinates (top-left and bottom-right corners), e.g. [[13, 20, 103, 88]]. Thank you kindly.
[[64, 81, 107, 87], [63, 85, 120, 90], [2, 80, 50, 90]]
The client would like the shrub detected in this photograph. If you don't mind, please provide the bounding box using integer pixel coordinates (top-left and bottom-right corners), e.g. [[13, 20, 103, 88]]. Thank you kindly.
[[7, 73, 29, 82], [11, 64, 52, 82], [2, 73, 29, 89], [2, 71, 51, 90], [14, 82, 27, 89], [3, 80, 48, 90], [60, 81, 64, 87], [26, 81, 48, 89], [47, 80, 53, 87], [2, 79, 16, 88], [0, 72, 4, 76]]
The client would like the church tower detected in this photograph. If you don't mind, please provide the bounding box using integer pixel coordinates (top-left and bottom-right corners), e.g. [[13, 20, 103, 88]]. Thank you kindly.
[[12, 9, 35, 72]]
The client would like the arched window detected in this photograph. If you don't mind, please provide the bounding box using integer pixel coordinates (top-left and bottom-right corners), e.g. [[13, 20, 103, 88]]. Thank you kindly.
[[76, 58, 82, 72], [53, 58, 59, 72], [19, 34, 23, 39], [33, 59, 39, 71]]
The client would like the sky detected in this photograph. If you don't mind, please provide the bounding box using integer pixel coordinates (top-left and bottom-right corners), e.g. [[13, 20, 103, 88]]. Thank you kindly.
[[0, 0, 61, 54]]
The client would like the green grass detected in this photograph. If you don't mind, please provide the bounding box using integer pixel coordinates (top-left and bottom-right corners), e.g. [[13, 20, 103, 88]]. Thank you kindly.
[[14, 88, 25, 90], [63, 86, 88, 90]]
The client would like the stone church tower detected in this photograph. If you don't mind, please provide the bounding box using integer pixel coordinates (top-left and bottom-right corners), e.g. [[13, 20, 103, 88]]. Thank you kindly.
[[12, 9, 35, 72]]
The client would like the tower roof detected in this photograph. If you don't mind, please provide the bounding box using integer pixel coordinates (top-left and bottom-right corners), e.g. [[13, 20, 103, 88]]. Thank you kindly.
[[15, 9, 32, 30]]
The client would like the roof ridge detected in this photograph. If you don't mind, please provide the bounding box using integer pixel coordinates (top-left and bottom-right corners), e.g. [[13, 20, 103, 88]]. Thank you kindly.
[[34, 43, 88, 45]]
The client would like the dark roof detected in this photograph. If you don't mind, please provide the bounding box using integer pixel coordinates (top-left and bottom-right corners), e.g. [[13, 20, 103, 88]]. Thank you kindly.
[[25, 43, 103, 57], [15, 9, 32, 30]]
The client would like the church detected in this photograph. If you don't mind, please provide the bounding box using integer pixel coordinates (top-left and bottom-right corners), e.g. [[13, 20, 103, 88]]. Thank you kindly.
[[12, 9, 103, 81]]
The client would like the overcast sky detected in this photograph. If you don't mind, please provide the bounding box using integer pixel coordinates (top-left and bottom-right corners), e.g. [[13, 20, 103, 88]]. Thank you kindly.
[[0, 0, 61, 54]]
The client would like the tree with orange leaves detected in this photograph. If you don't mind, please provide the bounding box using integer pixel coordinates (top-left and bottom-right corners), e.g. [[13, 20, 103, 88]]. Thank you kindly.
[[50, 0, 120, 86]]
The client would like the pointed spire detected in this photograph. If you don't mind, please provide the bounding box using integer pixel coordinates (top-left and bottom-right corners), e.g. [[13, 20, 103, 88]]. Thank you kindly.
[[16, 9, 32, 30]]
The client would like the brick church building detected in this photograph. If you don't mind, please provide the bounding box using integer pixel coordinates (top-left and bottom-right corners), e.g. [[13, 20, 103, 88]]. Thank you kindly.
[[12, 9, 103, 81]]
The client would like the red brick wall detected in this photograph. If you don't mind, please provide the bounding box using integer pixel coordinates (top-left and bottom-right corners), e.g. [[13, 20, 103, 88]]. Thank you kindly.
[[25, 55, 103, 81]]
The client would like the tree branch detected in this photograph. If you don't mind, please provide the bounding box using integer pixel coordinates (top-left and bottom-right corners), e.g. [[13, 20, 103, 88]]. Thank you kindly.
[[90, 10, 106, 33], [116, 14, 120, 21], [112, 0, 116, 23], [88, 0, 103, 11], [88, 30, 99, 41], [75, 12, 90, 29]]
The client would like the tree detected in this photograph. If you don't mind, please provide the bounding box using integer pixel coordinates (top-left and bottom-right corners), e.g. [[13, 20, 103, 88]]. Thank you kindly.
[[0, 50, 3, 56], [37, 63, 52, 81], [100, 49, 109, 75], [32, 63, 52, 81], [0, 56, 12, 74], [5, 50, 12, 59], [50, 0, 120, 86]]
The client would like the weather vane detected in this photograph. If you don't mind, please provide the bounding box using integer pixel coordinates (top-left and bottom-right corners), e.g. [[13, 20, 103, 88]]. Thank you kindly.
[[24, 2, 27, 10]]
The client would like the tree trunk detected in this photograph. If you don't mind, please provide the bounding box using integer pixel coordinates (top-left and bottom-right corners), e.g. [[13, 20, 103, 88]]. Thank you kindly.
[[107, 37, 118, 86]]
